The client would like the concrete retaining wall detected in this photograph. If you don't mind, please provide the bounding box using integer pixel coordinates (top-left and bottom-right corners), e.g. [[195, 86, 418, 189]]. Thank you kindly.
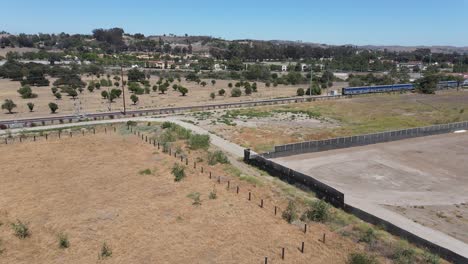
[[263, 121, 468, 158]]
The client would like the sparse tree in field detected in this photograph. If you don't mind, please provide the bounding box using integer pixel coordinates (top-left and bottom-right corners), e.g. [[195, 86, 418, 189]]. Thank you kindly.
[[48, 102, 58, 113], [252, 82, 257, 92], [130, 94, 139, 105], [113, 76, 121, 81], [265, 82, 271, 87], [218, 89, 225, 96], [114, 81, 120, 87], [245, 86, 252, 95], [68, 89, 78, 99], [231, 87, 242, 97], [87, 84, 95, 93], [177, 77, 181, 82], [111, 89, 122, 98], [157, 78, 163, 85], [416, 74, 440, 94], [200, 81, 207, 87], [27, 102, 34, 112], [101, 90, 109, 99], [54, 92, 62, 100], [211, 80, 216, 86], [152, 85, 158, 92], [95, 83, 101, 90], [178, 86, 188, 96], [228, 83, 233, 88], [172, 84, 178, 91], [17, 85, 37, 99], [51, 87, 58, 94], [210, 92, 215, 100], [168, 77, 174, 83], [273, 82, 278, 87], [297, 88, 305, 96], [2, 99, 16, 114], [78, 87, 84, 94], [235, 82, 241, 88], [144, 87, 150, 94], [159, 84, 168, 94]]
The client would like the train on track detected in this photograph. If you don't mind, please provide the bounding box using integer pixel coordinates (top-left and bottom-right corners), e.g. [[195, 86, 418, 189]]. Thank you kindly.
[[342, 80, 461, 95]]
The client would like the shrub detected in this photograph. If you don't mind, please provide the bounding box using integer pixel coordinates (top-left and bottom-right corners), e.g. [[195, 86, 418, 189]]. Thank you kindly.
[[11, 220, 30, 239], [51, 87, 58, 94], [130, 94, 139, 105], [188, 134, 210, 150], [301, 200, 330, 222], [297, 88, 305, 96], [231, 87, 242, 97], [101, 90, 109, 99], [208, 150, 229, 165], [100, 242, 112, 259], [347, 253, 379, 264], [244, 86, 252, 95], [359, 227, 377, 245], [48, 102, 58, 113], [126, 120, 137, 127], [139, 169, 152, 175], [172, 163, 186, 182], [392, 243, 416, 264], [282, 201, 298, 224], [58, 233, 70, 249], [218, 89, 225, 96], [161, 121, 173, 129], [27, 102, 34, 112], [210, 92, 215, 100], [54, 92, 62, 100], [209, 188, 217, 200], [187, 192, 201, 205], [423, 251, 440, 264]]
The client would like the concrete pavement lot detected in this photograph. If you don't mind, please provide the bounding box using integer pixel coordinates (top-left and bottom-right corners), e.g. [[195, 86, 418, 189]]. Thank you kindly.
[[273, 132, 468, 243]]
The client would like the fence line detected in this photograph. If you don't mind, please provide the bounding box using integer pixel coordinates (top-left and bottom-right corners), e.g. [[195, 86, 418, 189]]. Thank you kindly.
[[262, 121, 468, 158]]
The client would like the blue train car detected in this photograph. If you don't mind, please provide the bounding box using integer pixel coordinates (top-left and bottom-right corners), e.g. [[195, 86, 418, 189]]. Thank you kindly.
[[342, 84, 414, 95], [437, 80, 459, 90]]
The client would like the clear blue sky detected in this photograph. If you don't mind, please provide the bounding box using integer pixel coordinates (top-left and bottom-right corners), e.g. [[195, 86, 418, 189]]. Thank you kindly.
[[3, 0, 468, 46]]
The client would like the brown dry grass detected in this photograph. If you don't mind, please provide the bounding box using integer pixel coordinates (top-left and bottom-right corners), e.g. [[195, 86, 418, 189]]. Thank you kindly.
[[0, 77, 301, 120], [0, 132, 360, 263]]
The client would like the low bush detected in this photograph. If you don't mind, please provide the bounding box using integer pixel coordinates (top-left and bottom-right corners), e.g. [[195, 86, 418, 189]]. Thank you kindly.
[[11, 220, 30, 239], [58, 233, 70, 249], [359, 227, 377, 245], [392, 243, 416, 264], [347, 253, 379, 264], [100, 242, 112, 259], [209, 188, 217, 200], [139, 169, 153, 175], [187, 192, 201, 205], [282, 201, 298, 224], [208, 150, 229, 165], [301, 199, 330, 222], [172, 163, 186, 182], [188, 134, 210, 150]]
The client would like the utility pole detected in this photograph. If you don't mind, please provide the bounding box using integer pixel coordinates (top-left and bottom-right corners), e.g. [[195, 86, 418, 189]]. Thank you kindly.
[[121, 65, 127, 115], [309, 67, 314, 96]]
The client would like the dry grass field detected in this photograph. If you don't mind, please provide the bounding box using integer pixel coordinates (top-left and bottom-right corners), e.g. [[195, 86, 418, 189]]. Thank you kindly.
[[188, 91, 468, 152], [0, 76, 303, 120], [0, 131, 364, 263]]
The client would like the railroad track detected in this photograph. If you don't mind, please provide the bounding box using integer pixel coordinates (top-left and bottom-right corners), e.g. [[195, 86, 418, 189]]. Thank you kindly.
[[0, 94, 349, 128]]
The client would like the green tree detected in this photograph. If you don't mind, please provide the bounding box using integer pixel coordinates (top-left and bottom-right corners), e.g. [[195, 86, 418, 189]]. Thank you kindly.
[[218, 89, 226, 96], [210, 92, 215, 100], [68, 89, 78, 99], [101, 90, 109, 99], [2, 99, 16, 114], [228, 83, 233, 88], [416, 75, 440, 94], [130, 94, 139, 105], [200, 81, 207, 87], [172, 84, 178, 91], [17, 85, 37, 99], [48, 102, 58, 113], [51, 87, 58, 94], [231, 87, 242, 97], [178, 86, 188, 96], [54, 92, 62, 100], [27, 102, 34, 112], [297, 88, 305, 96], [159, 84, 168, 94], [211, 80, 216, 86], [244, 86, 252, 95]]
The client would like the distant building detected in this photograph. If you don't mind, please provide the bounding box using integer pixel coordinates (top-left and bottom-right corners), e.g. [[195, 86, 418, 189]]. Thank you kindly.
[[281, 65, 288, 72]]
